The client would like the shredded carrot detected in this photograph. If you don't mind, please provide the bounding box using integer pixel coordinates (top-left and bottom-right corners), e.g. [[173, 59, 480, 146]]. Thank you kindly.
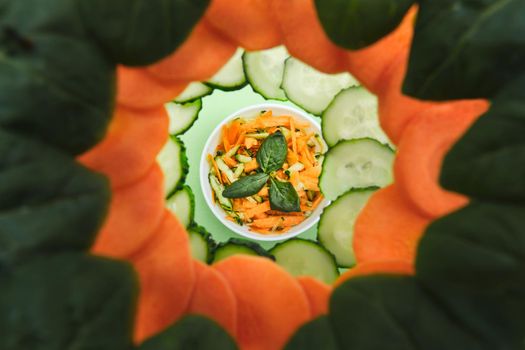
[[290, 117, 297, 154], [235, 131, 246, 146], [287, 149, 299, 165], [244, 158, 259, 173], [221, 172, 230, 184], [229, 120, 241, 144], [266, 210, 304, 217], [222, 125, 231, 152], [301, 166, 321, 178], [311, 194, 324, 210], [245, 201, 271, 219], [258, 186, 269, 197], [223, 156, 237, 168], [245, 137, 258, 149]]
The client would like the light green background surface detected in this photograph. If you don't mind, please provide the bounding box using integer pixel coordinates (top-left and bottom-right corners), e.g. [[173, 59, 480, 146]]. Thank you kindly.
[[180, 85, 318, 250]]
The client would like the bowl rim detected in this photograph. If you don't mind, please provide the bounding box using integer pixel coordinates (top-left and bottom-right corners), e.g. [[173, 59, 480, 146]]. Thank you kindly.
[[199, 102, 330, 242]]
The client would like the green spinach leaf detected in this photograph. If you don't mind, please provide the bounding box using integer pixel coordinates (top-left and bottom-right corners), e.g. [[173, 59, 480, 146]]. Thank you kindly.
[[269, 178, 300, 212], [0, 129, 110, 264], [315, 0, 414, 50], [222, 173, 269, 198], [0, 0, 115, 154], [441, 74, 525, 200], [138, 315, 237, 350], [403, 0, 525, 100], [256, 131, 288, 173], [0, 253, 137, 350], [284, 316, 339, 350], [76, 0, 210, 66]]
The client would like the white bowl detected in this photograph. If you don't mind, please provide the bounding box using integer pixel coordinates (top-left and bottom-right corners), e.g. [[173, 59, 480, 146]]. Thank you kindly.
[[200, 103, 330, 242]]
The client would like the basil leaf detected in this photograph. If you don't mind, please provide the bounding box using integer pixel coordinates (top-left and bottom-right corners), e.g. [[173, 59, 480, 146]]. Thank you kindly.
[[139, 315, 237, 350], [314, 0, 414, 50], [0, 253, 137, 350], [256, 131, 288, 173], [222, 173, 269, 198], [269, 178, 300, 212], [404, 0, 525, 100]]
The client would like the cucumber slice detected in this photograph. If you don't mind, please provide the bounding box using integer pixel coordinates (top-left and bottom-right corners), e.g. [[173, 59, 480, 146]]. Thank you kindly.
[[165, 99, 202, 136], [211, 238, 274, 264], [157, 136, 189, 198], [281, 57, 359, 115], [270, 238, 339, 284], [320, 138, 394, 200], [318, 188, 377, 267], [322, 87, 391, 147], [206, 48, 247, 91], [174, 82, 213, 103], [166, 185, 195, 228], [243, 46, 289, 100], [188, 223, 215, 263]]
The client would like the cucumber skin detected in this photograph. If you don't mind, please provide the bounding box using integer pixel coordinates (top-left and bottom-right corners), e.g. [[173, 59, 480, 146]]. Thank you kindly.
[[319, 137, 394, 200], [317, 187, 378, 268], [166, 136, 190, 199], [188, 223, 216, 263], [210, 238, 274, 264], [167, 184, 195, 228], [174, 84, 213, 104], [204, 80, 247, 92], [169, 99, 202, 136], [242, 52, 288, 102], [270, 238, 339, 281]]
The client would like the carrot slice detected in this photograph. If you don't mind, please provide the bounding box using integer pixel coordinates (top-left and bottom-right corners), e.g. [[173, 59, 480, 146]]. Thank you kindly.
[[205, 0, 281, 50], [116, 66, 187, 109], [214, 256, 310, 350], [353, 185, 430, 265], [186, 260, 237, 337], [297, 276, 331, 317], [272, 0, 347, 73], [147, 21, 237, 82], [79, 106, 168, 188], [394, 100, 489, 218], [130, 211, 195, 343], [346, 6, 417, 94], [376, 50, 442, 144], [334, 261, 414, 288], [92, 164, 164, 258]]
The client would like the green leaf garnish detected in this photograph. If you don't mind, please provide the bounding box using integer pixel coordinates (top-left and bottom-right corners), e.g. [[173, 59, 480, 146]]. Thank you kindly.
[[222, 173, 269, 198], [256, 130, 288, 173], [269, 177, 301, 212]]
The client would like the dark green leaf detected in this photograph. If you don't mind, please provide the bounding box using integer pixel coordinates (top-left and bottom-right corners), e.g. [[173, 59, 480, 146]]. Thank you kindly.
[[0, 253, 137, 350], [416, 201, 525, 292], [222, 173, 269, 198], [138, 315, 237, 350], [331, 276, 504, 350], [256, 131, 287, 173], [404, 0, 525, 100], [76, 0, 211, 66], [314, 0, 414, 50], [284, 316, 339, 350], [0, 0, 115, 154], [441, 74, 525, 200], [0, 129, 110, 265], [269, 178, 300, 212]]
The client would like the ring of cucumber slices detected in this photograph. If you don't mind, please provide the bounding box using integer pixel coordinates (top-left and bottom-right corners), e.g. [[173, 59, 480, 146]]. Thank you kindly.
[[159, 46, 395, 277]]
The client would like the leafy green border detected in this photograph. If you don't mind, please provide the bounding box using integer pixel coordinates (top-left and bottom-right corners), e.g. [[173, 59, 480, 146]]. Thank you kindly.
[[2, 0, 524, 349]]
